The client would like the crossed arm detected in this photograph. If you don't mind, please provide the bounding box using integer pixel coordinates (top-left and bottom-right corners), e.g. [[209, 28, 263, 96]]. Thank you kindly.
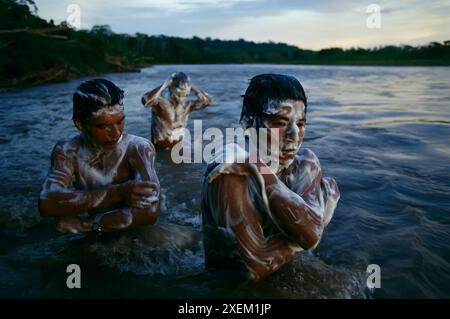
[[38, 140, 160, 233], [205, 172, 299, 281], [206, 151, 339, 281]]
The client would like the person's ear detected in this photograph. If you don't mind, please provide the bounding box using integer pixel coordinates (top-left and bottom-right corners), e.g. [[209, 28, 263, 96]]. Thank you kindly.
[[74, 120, 87, 133], [240, 115, 253, 130]]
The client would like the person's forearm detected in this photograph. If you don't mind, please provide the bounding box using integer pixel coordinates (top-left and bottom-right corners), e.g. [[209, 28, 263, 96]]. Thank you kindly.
[[209, 172, 299, 282], [191, 85, 202, 96], [265, 182, 324, 249], [154, 83, 168, 99], [131, 199, 160, 225], [252, 160, 323, 248], [39, 185, 122, 217], [244, 236, 299, 282], [190, 86, 213, 110], [142, 82, 169, 107], [92, 203, 159, 233]]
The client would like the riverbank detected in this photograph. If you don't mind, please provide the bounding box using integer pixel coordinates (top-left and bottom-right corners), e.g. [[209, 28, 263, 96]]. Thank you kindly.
[[0, 61, 147, 92], [3, 58, 450, 93], [1, 0, 449, 91]]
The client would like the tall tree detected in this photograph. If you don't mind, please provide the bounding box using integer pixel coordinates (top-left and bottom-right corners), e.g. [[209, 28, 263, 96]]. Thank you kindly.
[[15, 0, 37, 13]]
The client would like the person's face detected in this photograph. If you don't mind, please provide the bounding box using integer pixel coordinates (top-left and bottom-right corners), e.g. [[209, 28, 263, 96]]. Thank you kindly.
[[260, 100, 306, 170], [85, 111, 125, 149], [169, 82, 191, 102]]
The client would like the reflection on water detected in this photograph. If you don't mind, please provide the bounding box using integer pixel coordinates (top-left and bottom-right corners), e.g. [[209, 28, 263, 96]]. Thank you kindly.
[[0, 65, 449, 298]]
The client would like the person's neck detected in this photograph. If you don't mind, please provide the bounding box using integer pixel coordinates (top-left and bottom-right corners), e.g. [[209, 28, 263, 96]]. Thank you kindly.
[[80, 133, 122, 155], [169, 96, 186, 107]]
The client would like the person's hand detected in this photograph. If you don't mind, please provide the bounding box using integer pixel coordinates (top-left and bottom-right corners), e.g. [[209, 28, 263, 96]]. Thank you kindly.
[[204, 91, 213, 101], [119, 181, 159, 209], [321, 177, 340, 226], [191, 85, 213, 102], [55, 216, 93, 234], [164, 74, 175, 88]]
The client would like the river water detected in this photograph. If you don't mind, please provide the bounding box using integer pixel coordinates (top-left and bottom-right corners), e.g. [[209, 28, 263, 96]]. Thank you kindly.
[[0, 64, 449, 298]]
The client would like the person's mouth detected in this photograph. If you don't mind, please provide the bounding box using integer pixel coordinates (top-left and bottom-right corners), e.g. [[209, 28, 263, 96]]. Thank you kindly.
[[105, 135, 123, 147], [280, 148, 297, 159], [104, 141, 118, 148]]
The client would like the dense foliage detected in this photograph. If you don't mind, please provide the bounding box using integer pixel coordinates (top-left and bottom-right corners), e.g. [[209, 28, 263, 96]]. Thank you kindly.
[[1, 0, 449, 89]]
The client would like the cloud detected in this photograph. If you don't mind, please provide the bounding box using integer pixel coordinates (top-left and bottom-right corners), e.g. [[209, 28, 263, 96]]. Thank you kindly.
[[33, 0, 450, 49]]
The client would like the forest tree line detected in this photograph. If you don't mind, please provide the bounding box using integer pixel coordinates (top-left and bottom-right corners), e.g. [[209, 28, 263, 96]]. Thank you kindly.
[[1, 0, 449, 89]]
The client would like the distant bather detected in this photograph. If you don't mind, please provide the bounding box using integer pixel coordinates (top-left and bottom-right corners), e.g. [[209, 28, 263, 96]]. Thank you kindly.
[[141, 72, 213, 149]]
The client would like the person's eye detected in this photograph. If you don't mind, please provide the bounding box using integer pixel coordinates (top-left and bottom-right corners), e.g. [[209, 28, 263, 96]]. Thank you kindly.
[[273, 120, 287, 127], [97, 125, 108, 130]]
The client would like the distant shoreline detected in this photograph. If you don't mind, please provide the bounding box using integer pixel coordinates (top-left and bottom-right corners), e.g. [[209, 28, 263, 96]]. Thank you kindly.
[[0, 64, 147, 92], [0, 0, 450, 92], [2, 0, 449, 92], [2, 61, 450, 93]]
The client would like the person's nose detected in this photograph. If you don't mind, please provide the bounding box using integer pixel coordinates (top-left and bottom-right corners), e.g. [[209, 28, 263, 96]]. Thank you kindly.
[[111, 124, 122, 139], [285, 123, 299, 143]]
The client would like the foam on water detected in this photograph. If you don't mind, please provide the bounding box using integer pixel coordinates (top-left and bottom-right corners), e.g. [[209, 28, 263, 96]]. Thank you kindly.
[[1, 64, 449, 298]]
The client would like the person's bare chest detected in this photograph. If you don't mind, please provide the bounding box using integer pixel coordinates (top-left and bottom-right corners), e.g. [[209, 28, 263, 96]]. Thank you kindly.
[[156, 101, 190, 127], [74, 142, 133, 189]]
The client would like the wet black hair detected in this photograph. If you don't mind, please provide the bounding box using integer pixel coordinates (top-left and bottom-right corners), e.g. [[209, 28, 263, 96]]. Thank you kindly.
[[240, 74, 307, 128], [73, 79, 124, 123], [171, 72, 191, 87]]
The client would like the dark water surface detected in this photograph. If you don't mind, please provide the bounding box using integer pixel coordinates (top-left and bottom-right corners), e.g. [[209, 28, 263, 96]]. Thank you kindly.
[[0, 64, 449, 298]]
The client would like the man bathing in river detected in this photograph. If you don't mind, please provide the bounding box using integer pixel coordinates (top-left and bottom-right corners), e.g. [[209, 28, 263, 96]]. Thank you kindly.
[[141, 72, 213, 149], [39, 79, 160, 234], [201, 74, 340, 281]]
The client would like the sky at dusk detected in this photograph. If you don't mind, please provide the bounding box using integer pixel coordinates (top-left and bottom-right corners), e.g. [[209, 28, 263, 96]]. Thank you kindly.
[[33, 0, 450, 50]]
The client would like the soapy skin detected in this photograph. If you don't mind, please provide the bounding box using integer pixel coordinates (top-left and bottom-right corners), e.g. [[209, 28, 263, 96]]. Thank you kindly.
[[202, 100, 340, 282], [142, 73, 213, 149], [39, 111, 160, 234]]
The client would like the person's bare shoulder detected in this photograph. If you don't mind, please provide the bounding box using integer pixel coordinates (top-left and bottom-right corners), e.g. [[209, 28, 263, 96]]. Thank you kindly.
[[293, 147, 321, 170], [126, 134, 156, 157], [154, 96, 173, 112], [52, 136, 81, 160], [295, 148, 340, 202], [289, 148, 322, 185]]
